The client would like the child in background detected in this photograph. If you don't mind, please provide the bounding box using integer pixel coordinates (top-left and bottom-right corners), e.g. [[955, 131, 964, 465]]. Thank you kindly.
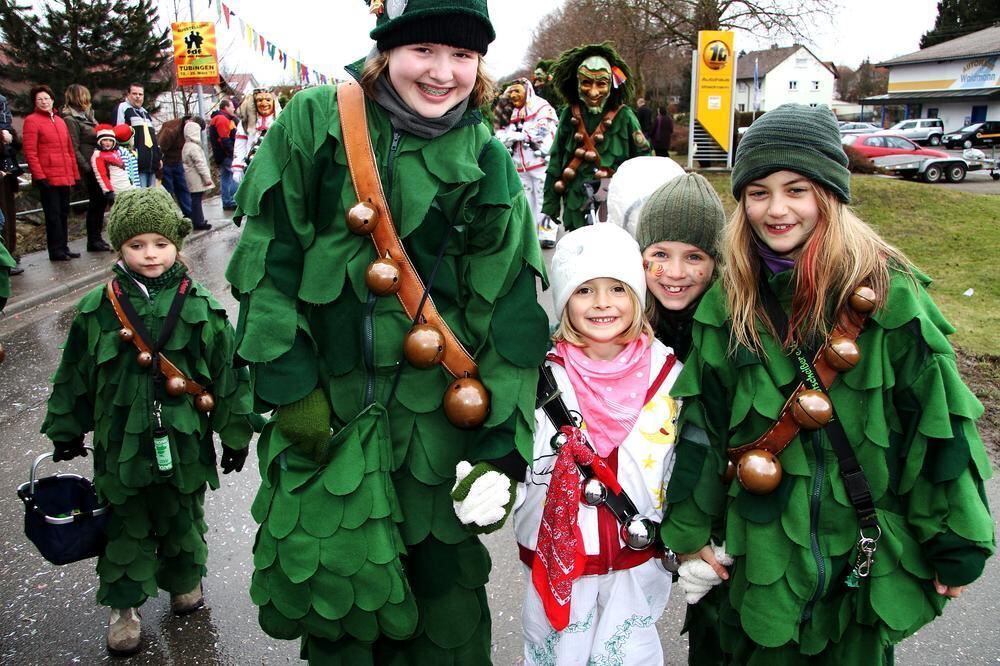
[[40, 188, 256, 655], [662, 103, 994, 665], [181, 119, 213, 231], [454, 224, 682, 665], [113, 124, 139, 188], [91, 124, 132, 205]]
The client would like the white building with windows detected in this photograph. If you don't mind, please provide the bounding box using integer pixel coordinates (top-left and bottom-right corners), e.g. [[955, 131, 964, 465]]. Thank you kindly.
[[734, 45, 837, 113], [862, 25, 1000, 133]]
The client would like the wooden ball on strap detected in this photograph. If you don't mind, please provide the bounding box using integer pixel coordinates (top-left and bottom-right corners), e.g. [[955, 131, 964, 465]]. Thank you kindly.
[[136, 351, 154, 368], [165, 376, 188, 397], [573, 132, 584, 143], [194, 392, 215, 413], [592, 133, 605, 144], [118, 328, 134, 343], [403, 323, 445, 368], [562, 167, 577, 182], [553, 180, 566, 194], [346, 201, 379, 235], [365, 254, 402, 296], [574, 147, 586, 158], [442, 376, 490, 429], [824, 337, 861, 372], [791, 389, 833, 430], [736, 449, 782, 495], [583, 150, 597, 163], [848, 286, 877, 313]]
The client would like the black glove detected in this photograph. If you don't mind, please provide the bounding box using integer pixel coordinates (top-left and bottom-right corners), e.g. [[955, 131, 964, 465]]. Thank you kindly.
[[34, 178, 49, 190], [52, 436, 87, 462], [220, 445, 248, 474], [105, 191, 115, 204]]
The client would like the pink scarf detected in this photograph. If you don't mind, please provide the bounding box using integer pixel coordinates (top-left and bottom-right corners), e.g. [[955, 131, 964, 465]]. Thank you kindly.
[[554, 336, 652, 457]]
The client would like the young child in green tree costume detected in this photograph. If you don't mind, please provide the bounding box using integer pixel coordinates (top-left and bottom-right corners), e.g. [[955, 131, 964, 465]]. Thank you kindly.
[[40, 187, 255, 655], [541, 43, 650, 232], [225, 0, 550, 662], [661, 104, 994, 664]]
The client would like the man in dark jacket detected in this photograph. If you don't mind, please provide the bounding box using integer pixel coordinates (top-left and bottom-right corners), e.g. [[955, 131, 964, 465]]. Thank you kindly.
[[117, 84, 160, 187], [209, 99, 237, 210], [155, 116, 193, 217], [635, 97, 654, 142]]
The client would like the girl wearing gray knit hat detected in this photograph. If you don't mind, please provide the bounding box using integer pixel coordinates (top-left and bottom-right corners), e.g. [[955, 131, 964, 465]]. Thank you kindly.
[[660, 103, 994, 665]]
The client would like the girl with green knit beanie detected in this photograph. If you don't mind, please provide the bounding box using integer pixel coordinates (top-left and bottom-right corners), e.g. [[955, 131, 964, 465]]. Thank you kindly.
[[40, 187, 256, 656], [661, 103, 994, 665]]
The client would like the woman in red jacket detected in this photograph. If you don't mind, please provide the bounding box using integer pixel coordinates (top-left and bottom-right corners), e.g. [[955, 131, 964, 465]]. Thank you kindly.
[[23, 84, 80, 261]]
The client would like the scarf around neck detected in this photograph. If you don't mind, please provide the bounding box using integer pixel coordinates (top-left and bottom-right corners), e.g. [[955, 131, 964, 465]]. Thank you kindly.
[[554, 335, 652, 458], [370, 69, 470, 139], [754, 235, 796, 275]]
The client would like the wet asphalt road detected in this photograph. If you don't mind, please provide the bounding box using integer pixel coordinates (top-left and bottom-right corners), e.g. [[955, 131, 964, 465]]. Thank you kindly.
[[0, 224, 997, 664]]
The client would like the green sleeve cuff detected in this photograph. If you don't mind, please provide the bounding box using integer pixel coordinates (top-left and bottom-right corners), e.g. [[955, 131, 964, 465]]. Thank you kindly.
[[926, 532, 991, 587]]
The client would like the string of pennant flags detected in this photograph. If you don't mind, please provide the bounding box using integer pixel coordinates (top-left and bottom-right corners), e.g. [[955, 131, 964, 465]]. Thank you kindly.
[[208, 0, 336, 86]]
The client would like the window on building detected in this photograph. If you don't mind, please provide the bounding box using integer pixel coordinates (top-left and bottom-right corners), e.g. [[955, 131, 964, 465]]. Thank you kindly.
[[738, 103, 746, 111], [789, 81, 798, 91], [927, 108, 939, 118], [812, 81, 820, 90]]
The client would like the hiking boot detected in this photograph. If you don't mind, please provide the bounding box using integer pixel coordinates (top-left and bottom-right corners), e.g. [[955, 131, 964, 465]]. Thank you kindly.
[[106, 607, 141, 655], [171, 582, 205, 615]]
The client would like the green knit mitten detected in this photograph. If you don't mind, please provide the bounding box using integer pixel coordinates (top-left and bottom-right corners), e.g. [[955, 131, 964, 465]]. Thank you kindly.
[[275, 388, 332, 463], [451, 461, 516, 535]]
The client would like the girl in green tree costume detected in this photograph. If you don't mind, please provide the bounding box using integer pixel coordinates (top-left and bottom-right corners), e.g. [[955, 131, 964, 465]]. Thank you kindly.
[[541, 43, 649, 232], [225, 1, 549, 663], [40, 187, 255, 655], [661, 104, 994, 665]]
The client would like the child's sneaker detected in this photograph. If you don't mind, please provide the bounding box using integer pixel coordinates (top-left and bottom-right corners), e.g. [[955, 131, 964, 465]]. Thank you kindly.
[[106, 607, 141, 654], [171, 582, 204, 615]]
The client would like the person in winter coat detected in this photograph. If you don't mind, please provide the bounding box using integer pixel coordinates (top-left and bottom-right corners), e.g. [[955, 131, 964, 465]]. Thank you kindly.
[[541, 42, 650, 232], [90, 124, 132, 204], [62, 83, 113, 251], [661, 104, 995, 665], [40, 187, 256, 656], [113, 124, 140, 189], [652, 106, 673, 157], [494, 78, 558, 248], [118, 84, 160, 187], [0, 91, 22, 272], [155, 116, 194, 218], [225, 0, 549, 662], [232, 88, 281, 184], [506, 223, 682, 665], [22, 85, 80, 261], [181, 120, 213, 231], [208, 100, 237, 209]]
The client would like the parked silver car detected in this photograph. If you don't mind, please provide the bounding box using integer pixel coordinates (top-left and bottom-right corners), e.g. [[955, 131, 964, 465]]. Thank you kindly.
[[839, 122, 883, 135], [885, 118, 945, 145]]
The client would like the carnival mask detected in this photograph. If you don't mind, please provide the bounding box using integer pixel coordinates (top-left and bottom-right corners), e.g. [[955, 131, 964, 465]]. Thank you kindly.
[[255, 92, 274, 117], [533, 68, 546, 88], [578, 56, 612, 114], [507, 83, 526, 109]]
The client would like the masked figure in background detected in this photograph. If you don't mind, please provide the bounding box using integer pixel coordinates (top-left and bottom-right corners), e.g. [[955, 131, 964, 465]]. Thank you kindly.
[[531, 59, 560, 108], [542, 43, 649, 232], [495, 79, 558, 248], [232, 88, 281, 184]]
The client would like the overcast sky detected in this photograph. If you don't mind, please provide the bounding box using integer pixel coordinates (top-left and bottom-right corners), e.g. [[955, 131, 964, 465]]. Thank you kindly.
[[169, 0, 941, 85]]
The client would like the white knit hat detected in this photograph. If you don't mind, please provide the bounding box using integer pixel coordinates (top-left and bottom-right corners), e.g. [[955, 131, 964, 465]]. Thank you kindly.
[[606, 156, 685, 238], [550, 223, 646, 316]]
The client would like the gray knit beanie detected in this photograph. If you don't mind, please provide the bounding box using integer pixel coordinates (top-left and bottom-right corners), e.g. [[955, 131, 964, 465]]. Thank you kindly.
[[637, 172, 725, 259], [731, 103, 851, 203], [108, 187, 193, 250]]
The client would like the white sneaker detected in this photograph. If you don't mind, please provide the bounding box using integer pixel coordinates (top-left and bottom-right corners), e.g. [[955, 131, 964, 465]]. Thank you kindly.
[[106, 607, 141, 654]]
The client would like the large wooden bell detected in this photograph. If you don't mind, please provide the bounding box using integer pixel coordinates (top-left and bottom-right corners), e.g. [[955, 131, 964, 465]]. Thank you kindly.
[[848, 285, 877, 313], [592, 133, 605, 144], [443, 376, 490, 429], [736, 449, 782, 495], [403, 323, 445, 368], [165, 376, 188, 397], [118, 328, 134, 342], [365, 252, 402, 296], [791, 389, 833, 429], [824, 337, 861, 372], [553, 180, 567, 195], [347, 201, 379, 235], [136, 351, 154, 368], [561, 167, 577, 181], [574, 147, 586, 158], [194, 392, 215, 413], [573, 132, 584, 143], [583, 150, 597, 163]]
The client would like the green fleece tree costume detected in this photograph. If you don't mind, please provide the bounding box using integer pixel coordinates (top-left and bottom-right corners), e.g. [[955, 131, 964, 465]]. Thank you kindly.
[[226, 32, 550, 662], [541, 43, 649, 232], [661, 269, 994, 664], [41, 259, 255, 608]]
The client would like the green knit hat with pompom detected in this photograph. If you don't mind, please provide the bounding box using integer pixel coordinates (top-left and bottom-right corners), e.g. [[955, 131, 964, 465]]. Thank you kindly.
[[107, 187, 193, 250]]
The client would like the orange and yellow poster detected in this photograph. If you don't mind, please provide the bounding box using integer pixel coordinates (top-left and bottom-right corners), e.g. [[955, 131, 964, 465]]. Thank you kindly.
[[172, 22, 220, 86], [695, 30, 735, 152]]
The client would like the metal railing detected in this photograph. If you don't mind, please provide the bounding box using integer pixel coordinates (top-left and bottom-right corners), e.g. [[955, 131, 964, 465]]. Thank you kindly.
[[14, 165, 91, 216]]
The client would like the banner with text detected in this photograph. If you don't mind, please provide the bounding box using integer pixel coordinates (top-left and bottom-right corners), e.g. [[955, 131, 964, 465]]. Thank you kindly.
[[695, 30, 735, 152], [172, 22, 221, 86]]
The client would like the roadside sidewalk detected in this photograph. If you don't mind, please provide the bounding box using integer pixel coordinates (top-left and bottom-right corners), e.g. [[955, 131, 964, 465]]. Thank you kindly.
[[2, 194, 233, 318]]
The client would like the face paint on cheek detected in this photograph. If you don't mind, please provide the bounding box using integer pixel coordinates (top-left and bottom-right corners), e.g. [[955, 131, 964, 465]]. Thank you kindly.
[[645, 261, 664, 278]]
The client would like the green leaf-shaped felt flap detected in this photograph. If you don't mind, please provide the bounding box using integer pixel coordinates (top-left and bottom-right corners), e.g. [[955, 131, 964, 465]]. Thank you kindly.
[[300, 493, 345, 538], [342, 604, 380, 642], [320, 529, 368, 577], [422, 582, 484, 650], [353, 560, 393, 611], [278, 531, 322, 584], [266, 569, 312, 620], [377, 595, 419, 640], [258, 601, 303, 641], [267, 485, 300, 540], [311, 572, 354, 621], [340, 482, 374, 530]]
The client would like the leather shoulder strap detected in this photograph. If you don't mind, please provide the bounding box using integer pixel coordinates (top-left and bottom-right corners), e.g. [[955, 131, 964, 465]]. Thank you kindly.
[[336, 81, 477, 379]]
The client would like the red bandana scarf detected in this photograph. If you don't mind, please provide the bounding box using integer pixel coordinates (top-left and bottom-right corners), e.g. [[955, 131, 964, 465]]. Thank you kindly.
[[532, 426, 622, 631]]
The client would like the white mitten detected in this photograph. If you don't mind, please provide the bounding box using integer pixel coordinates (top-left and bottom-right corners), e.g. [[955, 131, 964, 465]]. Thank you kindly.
[[232, 168, 244, 184], [677, 543, 733, 604], [451, 461, 515, 534]]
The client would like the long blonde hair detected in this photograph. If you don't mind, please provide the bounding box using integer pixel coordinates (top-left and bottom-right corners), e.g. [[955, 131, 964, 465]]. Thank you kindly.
[[360, 50, 495, 109], [724, 181, 911, 354]]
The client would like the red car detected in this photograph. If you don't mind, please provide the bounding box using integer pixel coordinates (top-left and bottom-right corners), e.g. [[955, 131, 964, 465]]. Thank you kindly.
[[841, 133, 949, 160]]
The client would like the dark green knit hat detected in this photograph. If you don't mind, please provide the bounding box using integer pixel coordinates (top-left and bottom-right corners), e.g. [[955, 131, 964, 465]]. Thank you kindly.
[[637, 173, 725, 258], [368, 0, 495, 54], [731, 103, 851, 203], [108, 187, 193, 250]]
